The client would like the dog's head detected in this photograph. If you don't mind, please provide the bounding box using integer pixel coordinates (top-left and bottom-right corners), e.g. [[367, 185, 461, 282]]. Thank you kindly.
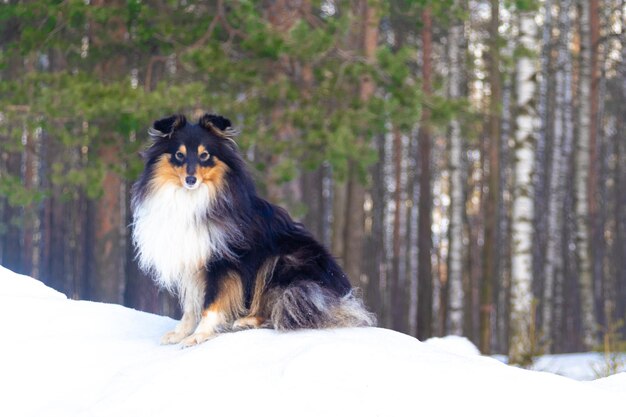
[[143, 113, 239, 191]]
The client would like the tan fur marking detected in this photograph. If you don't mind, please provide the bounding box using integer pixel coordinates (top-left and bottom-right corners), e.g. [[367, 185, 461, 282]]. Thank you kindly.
[[248, 257, 278, 316], [198, 157, 228, 189], [151, 155, 186, 189], [233, 316, 265, 329], [178, 144, 187, 155], [198, 144, 207, 155], [202, 271, 245, 322], [199, 119, 223, 138], [172, 115, 186, 130]]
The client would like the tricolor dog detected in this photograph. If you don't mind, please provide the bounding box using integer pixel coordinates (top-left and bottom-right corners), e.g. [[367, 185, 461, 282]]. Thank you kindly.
[[132, 114, 375, 346]]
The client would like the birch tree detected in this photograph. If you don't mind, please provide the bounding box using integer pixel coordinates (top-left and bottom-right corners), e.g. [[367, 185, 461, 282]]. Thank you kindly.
[[542, 0, 575, 346], [447, 1, 465, 335], [533, 0, 553, 295], [509, 8, 538, 364], [575, 0, 597, 349]]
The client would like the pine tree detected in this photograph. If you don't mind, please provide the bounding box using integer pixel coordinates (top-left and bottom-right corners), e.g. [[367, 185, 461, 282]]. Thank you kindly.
[[481, 0, 502, 354]]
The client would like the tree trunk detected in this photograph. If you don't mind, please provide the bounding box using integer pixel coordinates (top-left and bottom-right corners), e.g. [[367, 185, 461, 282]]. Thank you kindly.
[[90, 145, 126, 303], [21, 130, 36, 278], [509, 10, 538, 364], [87, 1, 127, 303], [342, 0, 379, 289], [575, 0, 597, 349], [264, 0, 302, 210], [391, 128, 407, 331], [617, 6, 626, 340], [48, 166, 68, 295], [405, 131, 419, 334], [0, 151, 23, 273], [73, 167, 90, 300], [480, 0, 501, 354], [496, 22, 515, 354], [542, 0, 575, 349], [447, 5, 465, 336], [332, 180, 347, 264], [301, 167, 325, 242], [416, 6, 433, 341], [589, 0, 605, 337], [364, 133, 386, 318], [596, 43, 610, 337], [298, 59, 324, 243], [464, 140, 484, 344], [561, 180, 578, 352], [344, 165, 367, 288], [533, 0, 553, 320]]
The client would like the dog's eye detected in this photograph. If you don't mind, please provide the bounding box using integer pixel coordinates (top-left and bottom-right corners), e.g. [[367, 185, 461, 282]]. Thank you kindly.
[[175, 151, 185, 161], [199, 151, 210, 162]]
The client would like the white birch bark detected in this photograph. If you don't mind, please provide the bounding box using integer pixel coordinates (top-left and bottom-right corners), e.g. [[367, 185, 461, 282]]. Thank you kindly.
[[447, 5, 465, 336], [542, 0, 575, 346], [575, 0, 597, 349], [509, 11, 538, 363]]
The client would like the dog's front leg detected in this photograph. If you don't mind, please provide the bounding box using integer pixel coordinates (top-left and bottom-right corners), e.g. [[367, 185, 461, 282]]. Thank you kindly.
[[180, 309, 227, 347], [161, 271, 205, 345], [181, 271, 244, 347], [161, 311, 197, 345]]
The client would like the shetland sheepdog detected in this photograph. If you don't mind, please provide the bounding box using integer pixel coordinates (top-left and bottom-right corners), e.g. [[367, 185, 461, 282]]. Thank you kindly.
[[131, 114, 375, 346]]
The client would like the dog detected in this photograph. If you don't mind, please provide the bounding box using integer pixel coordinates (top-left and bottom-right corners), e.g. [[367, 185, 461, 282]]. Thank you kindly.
[[131, 113, 375, 346]]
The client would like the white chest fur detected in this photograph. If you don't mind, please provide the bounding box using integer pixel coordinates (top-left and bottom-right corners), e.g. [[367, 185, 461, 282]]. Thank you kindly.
[[132, 183, 229, 291]]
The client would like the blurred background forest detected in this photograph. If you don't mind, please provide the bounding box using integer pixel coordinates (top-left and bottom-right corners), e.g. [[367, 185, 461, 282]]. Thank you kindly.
[[0, 0, 625, 361]]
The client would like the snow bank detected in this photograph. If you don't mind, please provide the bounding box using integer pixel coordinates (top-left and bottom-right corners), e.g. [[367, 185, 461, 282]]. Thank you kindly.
[[0, 265, 623, 417], [0, 265, 66, 300], [532, 352, 626, 381], [590, 373, 626, 394], [423, 334, 481, 357]]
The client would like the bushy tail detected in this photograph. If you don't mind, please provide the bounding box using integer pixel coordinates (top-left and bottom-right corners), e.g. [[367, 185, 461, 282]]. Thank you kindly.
[[269, 281, 377, 331]]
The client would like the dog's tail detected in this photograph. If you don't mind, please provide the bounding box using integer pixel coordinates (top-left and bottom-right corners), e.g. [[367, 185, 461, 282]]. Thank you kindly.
[[268, 281, 377, 331]]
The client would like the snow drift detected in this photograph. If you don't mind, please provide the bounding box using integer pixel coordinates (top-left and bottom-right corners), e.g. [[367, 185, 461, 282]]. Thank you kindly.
[[0, 265, 623, 417]]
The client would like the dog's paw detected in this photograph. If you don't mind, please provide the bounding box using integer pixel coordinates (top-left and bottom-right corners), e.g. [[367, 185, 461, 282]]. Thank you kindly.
[[232, 316, 264, 331], [180, 332, 215, 347], [161, 330, 189, 345]]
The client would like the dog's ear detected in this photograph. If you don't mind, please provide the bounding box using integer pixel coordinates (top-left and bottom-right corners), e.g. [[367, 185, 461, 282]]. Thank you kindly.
[[201, 114, 231, 131], [198, 113, 239, 147], [148, 114, 187, 140]]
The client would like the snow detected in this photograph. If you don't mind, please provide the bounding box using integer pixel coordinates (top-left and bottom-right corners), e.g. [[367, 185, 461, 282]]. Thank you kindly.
[[491, 351, 626, 381], [0, 265, 66, 300], [1, 264, 624, 417], [423, 334, 481, 357], [590, 373, 626, 394], [531, 352, 626, 381]]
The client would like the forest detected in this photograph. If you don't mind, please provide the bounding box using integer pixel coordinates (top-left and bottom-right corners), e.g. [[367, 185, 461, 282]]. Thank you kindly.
[[0, 0, 624, 362]]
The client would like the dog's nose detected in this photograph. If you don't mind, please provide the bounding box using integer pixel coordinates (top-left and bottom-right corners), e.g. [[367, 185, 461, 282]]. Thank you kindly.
[[185, 176, 197, 186]]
